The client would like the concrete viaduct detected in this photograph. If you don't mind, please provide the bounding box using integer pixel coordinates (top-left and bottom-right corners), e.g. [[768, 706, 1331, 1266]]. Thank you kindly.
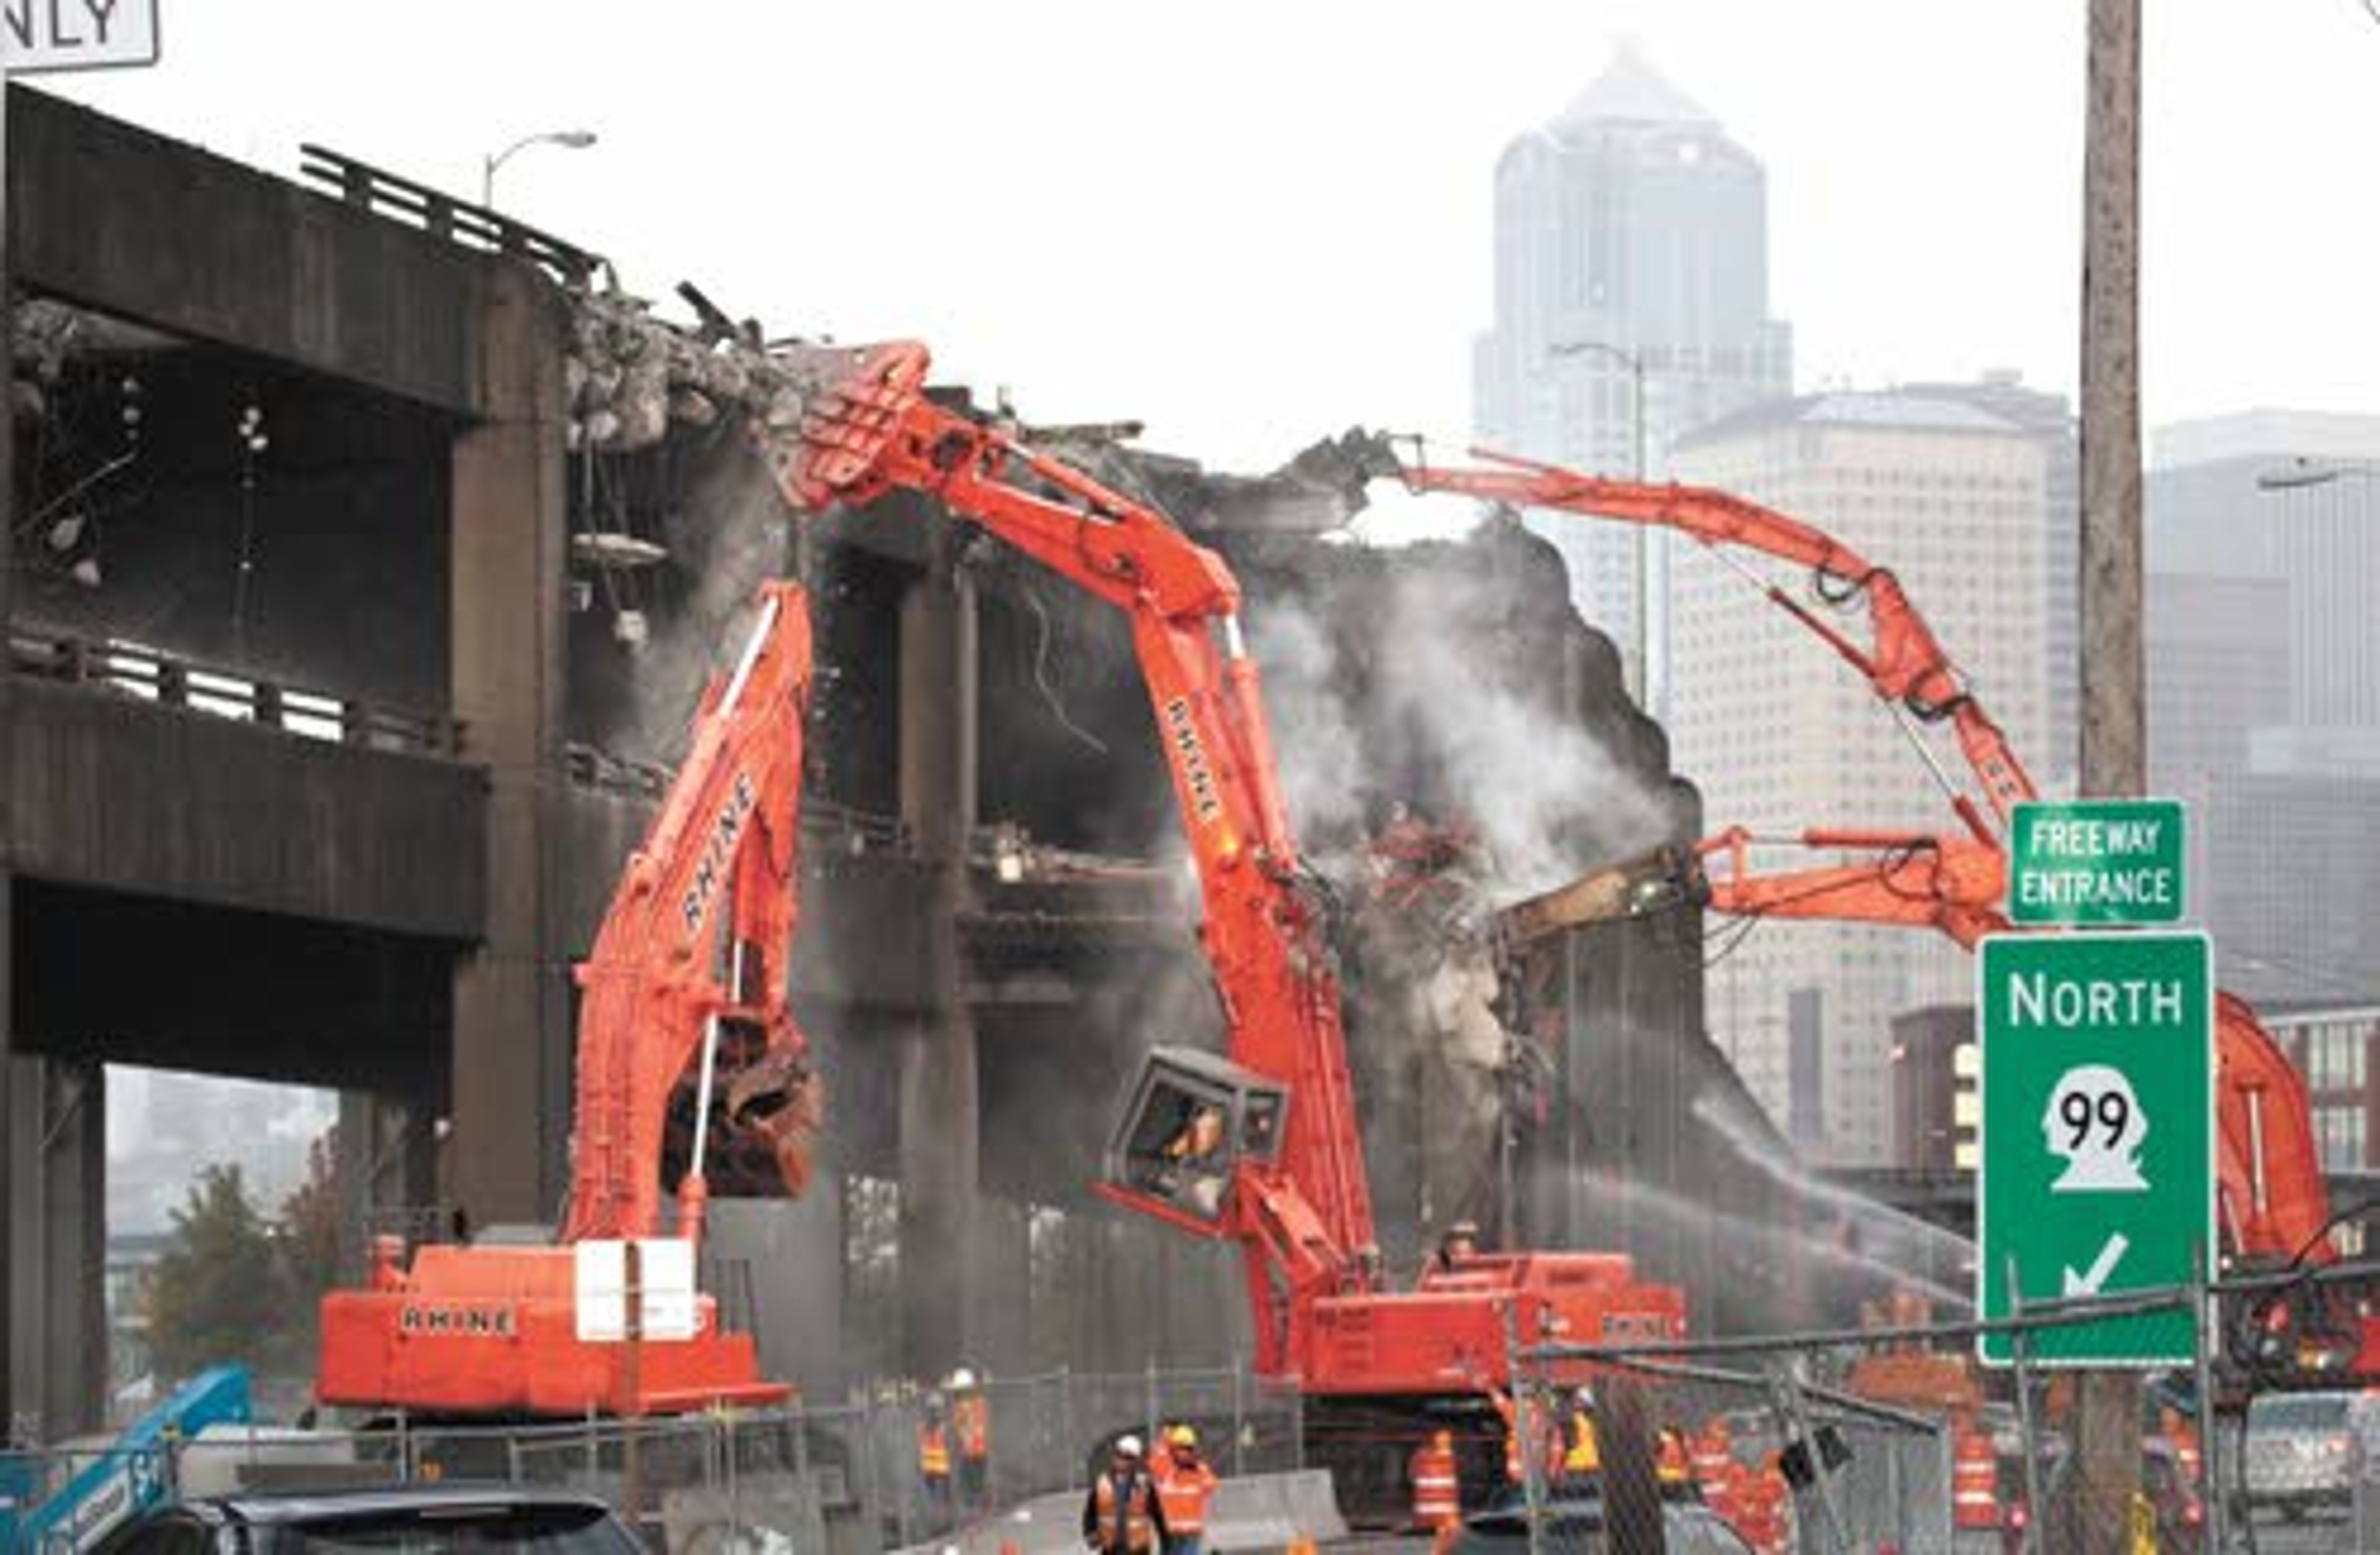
[[0, 83, 1198, 1435], [0, 84, 1730, 1438]]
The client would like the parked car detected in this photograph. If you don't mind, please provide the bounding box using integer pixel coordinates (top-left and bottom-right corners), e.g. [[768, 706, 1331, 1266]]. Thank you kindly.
[[1997, 1437, 2203, 1554], [91, 1484, 643, 1554], [2238, 1388, 2380, 1523]]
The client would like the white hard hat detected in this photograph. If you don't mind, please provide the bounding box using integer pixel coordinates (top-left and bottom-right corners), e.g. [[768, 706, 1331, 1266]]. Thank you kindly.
[[1116, 1434, 1144, 1458], [951, 1367, 976, 1389]]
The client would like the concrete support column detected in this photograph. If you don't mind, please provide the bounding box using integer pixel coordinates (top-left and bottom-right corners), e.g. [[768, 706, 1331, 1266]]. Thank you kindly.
[[895, 514, 981, 1378], [335, 1090, 436, 1277], [971, 1197, 1029, 1372], [0, 874, 16, 1442], [448, 262, 571, 1229], [715, 1183, 845, 1401], [5, 1054, 105, 1440]]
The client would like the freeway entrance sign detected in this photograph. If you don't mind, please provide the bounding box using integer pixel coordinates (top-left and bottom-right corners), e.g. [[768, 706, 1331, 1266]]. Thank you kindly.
[[1977, 931, 2214, 1366], [2007, 797, 2186, 925]]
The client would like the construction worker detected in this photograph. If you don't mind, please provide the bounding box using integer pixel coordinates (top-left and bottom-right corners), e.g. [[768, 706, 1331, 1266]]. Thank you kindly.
[[1407, 1427, 1461, 1542], [2159, 1402, 2203, 1486], [1488, 1384, 1548, 1487], [1654, 1424, 1695, 1500], [950, 1367, 992, 1514], [1152, 1424, 1220, 1555], [1690, 1417, 1737, 1519], [1160, 1104, 1229, 1216], [917, 1393, 954, 1530], [1736, 1453, 1791, 1554], [1438, 1220, 1479, 1270], [1082, 1434, 1169, 1554], [1557, 1383, 1602, 1486], [1165, 1104, 1225, 1164]]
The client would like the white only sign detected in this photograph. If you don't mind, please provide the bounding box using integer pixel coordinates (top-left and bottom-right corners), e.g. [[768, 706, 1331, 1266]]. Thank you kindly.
[[3, 0, 159, 74]]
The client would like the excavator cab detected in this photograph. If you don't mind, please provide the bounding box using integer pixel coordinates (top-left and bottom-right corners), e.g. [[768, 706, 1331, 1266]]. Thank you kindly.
[[1104, 1046, 1287, 1225]]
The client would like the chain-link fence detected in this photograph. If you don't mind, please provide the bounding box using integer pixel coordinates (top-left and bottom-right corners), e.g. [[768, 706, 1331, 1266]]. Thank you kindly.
[[0, 1366, 1303, 1554], [10, 1261, 2379, 1553], [1485, 1258, 2380, 1555], [1494, 1345, 1952, 1554]]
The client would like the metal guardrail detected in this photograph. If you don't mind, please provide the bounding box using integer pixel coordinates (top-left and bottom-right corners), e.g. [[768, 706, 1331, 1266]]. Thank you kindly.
[[298, 145, 606, 290], [8, 626, 465, 758], [561, 742, 919, 858]]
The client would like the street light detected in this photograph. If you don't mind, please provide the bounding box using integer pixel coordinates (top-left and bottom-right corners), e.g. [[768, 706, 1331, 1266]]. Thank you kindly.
[[2255, 457, 2380, 493], [1549, 338, 1652, 707], [481, 128, 598, 209]]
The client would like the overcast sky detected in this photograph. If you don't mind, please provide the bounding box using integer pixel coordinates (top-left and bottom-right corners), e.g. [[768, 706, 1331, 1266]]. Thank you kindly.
[[46, 1, 2380, 470]]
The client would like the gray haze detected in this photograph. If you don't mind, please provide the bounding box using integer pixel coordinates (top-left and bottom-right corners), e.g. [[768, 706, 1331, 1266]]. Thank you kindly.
[[49, 3, 2380, 469]]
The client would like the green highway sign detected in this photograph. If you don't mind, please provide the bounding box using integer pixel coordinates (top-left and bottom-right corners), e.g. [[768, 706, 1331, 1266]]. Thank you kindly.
[[2007, 798, 2186, 925], [1977, 931, 2214, 1367]]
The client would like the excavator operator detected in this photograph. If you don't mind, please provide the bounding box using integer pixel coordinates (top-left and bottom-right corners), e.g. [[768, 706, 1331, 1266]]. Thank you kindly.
[[1145, 1101, 1230, 1218]]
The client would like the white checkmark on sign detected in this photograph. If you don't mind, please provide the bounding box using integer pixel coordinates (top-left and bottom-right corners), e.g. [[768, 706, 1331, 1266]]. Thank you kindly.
[[2061, 1231, 2131, 1297]]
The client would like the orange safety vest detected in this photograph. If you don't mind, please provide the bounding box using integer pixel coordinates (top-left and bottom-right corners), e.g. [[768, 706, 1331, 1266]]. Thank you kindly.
[[1409, 1440, 1461, 1528], [918, 1421, 952, 1479], [1691, 1424, 1735, 1497], [1154, 1456, 1219, 1535], [1736, 1469, 1789, 1554], [2171, 1421, 2203, 1482], [1952, 1429, 1998, 1530], [1708, 1460, 1749, 1530], [1089, 1469, 1158, 1553], [1491, 1390, 1538, 1483], [952, 1394, 990, 1460]]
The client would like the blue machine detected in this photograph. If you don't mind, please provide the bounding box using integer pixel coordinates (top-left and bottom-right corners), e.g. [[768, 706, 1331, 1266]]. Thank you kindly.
[[2, 1367, 252, 1553]]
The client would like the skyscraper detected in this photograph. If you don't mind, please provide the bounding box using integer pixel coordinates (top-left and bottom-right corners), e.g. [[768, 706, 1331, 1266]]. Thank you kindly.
[[1667, 389, 2054, 1163], [1473, 43, 1792, 707], [2146, 410, 2380, 1007], [1902, 374, 2079, 791]]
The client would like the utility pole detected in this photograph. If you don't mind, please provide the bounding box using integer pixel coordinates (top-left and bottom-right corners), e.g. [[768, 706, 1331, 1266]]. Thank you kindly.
[[2071, 1, 2145, 1550]]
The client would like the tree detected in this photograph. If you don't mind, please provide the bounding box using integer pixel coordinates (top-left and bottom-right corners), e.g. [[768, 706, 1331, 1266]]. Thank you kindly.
[[280, 1126, 343, 1318], [144, 1164, 291, 1383]]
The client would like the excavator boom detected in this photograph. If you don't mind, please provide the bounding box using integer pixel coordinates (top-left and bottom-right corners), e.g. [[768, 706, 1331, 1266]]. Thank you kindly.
[[752, 343, 1685, 1391], [1344, 437, 2363, 1369], [565, 583, 821, 1243], [318, 583, 818, 1416], [754, 343, 1373, 1346], [1315, 434, 2033, 842]]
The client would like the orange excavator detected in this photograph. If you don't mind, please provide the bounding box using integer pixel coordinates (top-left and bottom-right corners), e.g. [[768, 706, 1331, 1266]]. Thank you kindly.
[[744, 340, 1684, 1512], [318, 581, 821, 1416], [1313, 433, 2376, 1388]]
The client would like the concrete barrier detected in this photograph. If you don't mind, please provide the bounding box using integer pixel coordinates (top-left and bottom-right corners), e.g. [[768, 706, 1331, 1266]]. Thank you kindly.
[[1206, 1470, 1349, 1550], [891, 1469, 1346, 1555]]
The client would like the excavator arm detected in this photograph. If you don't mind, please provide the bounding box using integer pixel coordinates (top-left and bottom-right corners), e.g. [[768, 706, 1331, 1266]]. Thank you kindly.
[[320, 582, 816, 1416], [1316, 434, 2034, 842], [751, 343, 1374, 1370], [1328, 437, 2347, 1275], [562, 581, 820, 1244], [1505, 833, 2340, 1264]]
